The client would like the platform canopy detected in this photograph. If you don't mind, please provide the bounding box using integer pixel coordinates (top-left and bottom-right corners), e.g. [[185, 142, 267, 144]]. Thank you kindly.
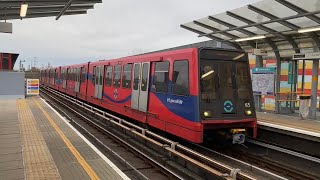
[[181, 0, 320, 51], [0, 0, 102, 21]]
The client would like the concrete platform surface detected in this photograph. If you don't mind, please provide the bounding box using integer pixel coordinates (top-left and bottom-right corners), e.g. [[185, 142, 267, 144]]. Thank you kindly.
[[257, 112, 320, 137], [0, 96, 129, 180]]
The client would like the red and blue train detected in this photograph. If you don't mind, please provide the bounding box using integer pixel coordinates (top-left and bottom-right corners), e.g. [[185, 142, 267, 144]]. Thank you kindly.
[[40, 47, 257, 144]]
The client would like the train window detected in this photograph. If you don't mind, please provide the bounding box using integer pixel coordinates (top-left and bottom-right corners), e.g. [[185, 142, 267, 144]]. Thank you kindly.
[[236, 62, 251, 99], [172, 60, 189, 96], [55, 69, 58, 80], [99, 66, 104, 85], [141, 63, 149, 91], [82, 68, 86, 83], [152, 61, 169, 93], [95, 67, 99, 85], [122, 64, 132, 89], [74, 68, 76, 81], [133, 64, 140, 90], [92, 67, 96, 83], [105, 66, 113, 86], [113, 65, 121, 88]]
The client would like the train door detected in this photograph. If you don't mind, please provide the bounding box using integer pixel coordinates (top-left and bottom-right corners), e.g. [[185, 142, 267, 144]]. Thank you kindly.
[[218, 62, 237, 114], [63, 69, 67, 89], [131, 62, 150, 112], [94, 66, 104, 99], [94, 66, 98, 97], [98, 66, 104, 99], [75, 68, 81, 93]]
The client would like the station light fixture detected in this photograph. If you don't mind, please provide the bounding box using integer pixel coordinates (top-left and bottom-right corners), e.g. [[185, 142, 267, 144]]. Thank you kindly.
[[235, 35, 266, 42], [298, 26, 320, 33], [20, 3, 28, 17]]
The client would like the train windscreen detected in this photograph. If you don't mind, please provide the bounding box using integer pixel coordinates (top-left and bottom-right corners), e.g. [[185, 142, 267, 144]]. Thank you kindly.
[[199, 49, 254, 120]]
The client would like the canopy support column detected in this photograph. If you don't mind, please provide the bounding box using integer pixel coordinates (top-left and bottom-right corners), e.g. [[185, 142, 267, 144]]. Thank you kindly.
[[264, 38, 281, 113], [310, 60, 319, 119]]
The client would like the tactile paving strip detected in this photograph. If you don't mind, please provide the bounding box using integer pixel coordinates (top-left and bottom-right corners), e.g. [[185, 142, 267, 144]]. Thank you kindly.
[[17, 99, 61, 180]]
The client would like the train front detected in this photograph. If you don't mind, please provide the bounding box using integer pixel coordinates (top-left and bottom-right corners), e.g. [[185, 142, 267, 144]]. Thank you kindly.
[[199, 48, 257, 144]]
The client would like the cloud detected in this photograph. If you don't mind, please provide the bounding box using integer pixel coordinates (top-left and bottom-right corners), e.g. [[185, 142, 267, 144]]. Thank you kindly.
[[0, 0, 260, 68]]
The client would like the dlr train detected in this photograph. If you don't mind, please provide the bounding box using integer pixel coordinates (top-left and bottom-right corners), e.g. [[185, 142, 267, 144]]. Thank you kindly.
[[41, 47, 257, 144]]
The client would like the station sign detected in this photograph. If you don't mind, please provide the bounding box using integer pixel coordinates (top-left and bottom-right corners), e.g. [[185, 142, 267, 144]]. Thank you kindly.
[[252, 49, 267, 56], [26, 79, 39, 95], [293, 52, 320, 60], [251, 67, 275, 95]]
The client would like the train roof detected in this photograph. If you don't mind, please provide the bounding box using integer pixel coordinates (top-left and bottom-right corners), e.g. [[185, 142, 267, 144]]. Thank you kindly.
[[45, 45, 245, 69]]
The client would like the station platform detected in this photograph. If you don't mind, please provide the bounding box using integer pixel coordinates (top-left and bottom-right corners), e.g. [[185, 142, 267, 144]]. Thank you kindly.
[[257, 112, 320, 139], [0, 96, 129, 180]]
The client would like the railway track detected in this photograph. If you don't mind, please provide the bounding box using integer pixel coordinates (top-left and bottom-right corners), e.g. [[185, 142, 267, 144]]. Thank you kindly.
[[184, 140, 320, 180], [40, 85, 292, 180]]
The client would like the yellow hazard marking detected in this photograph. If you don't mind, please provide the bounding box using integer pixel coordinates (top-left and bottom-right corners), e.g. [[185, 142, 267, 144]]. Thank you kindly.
[[33, 98, 100, 180]]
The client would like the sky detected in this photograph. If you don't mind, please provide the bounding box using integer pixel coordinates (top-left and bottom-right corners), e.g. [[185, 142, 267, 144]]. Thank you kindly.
[[0, 0, 261, 69]]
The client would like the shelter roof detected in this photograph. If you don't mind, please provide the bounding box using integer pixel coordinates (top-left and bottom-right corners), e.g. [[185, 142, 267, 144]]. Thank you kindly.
[[0, 0, 102, 20], [181, 0, 320, 50]]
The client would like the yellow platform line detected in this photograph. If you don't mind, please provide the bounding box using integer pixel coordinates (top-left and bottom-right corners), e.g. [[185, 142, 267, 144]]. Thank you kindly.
[[33, 98, 100, 180]]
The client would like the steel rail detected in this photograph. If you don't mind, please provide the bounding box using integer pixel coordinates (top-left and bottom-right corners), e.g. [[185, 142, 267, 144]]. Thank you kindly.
[[247, 139, 320, 164]]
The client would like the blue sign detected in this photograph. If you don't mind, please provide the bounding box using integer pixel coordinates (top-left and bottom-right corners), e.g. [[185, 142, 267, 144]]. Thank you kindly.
[[224, 100, 234, 113], [252, 67, 276, 74]]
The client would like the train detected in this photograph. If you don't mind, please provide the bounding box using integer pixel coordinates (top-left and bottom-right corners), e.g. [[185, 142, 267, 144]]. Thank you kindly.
[[40, 47, 257, 144]]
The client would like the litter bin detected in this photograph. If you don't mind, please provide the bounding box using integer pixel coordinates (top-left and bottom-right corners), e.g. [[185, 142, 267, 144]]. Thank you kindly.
[[299, 94, 311, 119]]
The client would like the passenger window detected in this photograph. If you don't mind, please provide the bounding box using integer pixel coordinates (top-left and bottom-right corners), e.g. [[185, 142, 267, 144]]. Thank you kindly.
[[92, 67, 96, 83], [81, 68, 86, 83], [105, 66, 113, 86], [236, 62, 251, 99], [99, 67, 104, 85], [133, 64, 140, 90], [172, 60, 189, 96], [113, 65, 121, 88], [122, 64, 132, 89], [141, 64, 149, 91], [152, 61, 169, 93]]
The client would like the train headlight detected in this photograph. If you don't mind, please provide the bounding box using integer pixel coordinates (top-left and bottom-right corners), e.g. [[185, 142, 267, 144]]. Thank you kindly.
[[245, 110, 253, 116], [203, 111, 212, 118]]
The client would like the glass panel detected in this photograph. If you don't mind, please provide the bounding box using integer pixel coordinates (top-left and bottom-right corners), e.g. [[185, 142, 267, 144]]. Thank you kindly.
[[122, 64, 132, 89], [220, 63, 234, 101], [152, 61, 169, 93], [105, 66, 112, 86], [141, 64, 148, 91], [113, 65, 121, 88], [133, 64, 140, 90], [172, 60, 189, 96], [99, 67, 103, 85], [236, 62, 251, 100], [200, 63, 219, 117]]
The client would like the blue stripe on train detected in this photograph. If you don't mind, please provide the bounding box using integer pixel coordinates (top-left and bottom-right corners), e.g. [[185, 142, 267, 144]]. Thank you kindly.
[[153, 93, 198, 122], [103, 93, 131, 104]]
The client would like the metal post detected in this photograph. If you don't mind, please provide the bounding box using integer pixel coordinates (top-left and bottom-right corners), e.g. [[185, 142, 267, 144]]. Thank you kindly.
[[310, 60, 319, 119], [302, 60, 305, 93], [255, 55, 263, 111], [275, 57, 281, 113]]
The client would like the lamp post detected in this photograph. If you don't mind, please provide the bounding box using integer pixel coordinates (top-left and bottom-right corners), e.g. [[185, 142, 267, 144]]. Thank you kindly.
[[19, 59, 25, 72]]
